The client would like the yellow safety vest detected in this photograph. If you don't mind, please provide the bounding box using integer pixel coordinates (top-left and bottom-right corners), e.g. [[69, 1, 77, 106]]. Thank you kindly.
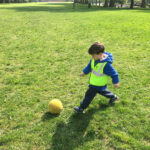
[[90, 59, 109, 86]]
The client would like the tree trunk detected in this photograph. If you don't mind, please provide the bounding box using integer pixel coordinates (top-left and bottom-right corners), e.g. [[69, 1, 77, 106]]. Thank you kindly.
[[130, 0, 134, 8], [109, 0, 115, 7], [141, 0, 146, 8], [88, 2, 91, 7], [104, 0, 109, 7]]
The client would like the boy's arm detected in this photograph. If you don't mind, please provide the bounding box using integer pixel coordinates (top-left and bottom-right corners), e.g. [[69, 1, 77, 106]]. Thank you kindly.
[[103, 63, 119, 87], [81, 60, 91, 76]]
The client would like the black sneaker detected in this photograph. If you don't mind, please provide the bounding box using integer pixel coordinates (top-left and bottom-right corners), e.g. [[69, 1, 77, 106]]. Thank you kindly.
[[74, 106, 84, 113], [109, 95, 118, 104]]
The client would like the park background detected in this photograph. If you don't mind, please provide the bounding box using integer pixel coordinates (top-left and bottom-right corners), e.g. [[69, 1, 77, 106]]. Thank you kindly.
[[0, 1, 150, 150]]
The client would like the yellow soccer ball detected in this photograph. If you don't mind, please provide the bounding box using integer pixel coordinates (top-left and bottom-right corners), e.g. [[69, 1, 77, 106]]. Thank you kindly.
[[48, 99, 63, 114]]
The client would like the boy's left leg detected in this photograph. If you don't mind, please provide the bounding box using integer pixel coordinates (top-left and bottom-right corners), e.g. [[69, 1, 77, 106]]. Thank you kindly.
[[74, 86, 98, 113], [98, 89, 118, 104]]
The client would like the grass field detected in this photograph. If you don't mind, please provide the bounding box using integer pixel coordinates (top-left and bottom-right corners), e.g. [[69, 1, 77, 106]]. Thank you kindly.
[[0, 2, 150, 150]]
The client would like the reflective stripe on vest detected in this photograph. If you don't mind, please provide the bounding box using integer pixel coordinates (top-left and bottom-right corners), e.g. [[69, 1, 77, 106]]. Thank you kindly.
[[91, 63, 106, 77]]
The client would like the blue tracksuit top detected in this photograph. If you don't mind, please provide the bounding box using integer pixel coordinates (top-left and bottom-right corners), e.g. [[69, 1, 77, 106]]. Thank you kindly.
[[83, 52, 119, 91]]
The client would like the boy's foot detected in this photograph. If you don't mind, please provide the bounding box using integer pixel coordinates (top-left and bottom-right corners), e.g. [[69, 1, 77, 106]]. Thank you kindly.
[[74, 106, 84, 113], [109, 95, 118, 104]]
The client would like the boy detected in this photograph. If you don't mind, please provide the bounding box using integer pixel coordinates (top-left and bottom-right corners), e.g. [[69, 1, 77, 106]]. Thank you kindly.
[[74, 42, 119, 113]]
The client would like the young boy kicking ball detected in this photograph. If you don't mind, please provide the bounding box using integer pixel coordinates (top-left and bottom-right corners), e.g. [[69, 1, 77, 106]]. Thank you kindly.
[[74, 42, 119, 113]]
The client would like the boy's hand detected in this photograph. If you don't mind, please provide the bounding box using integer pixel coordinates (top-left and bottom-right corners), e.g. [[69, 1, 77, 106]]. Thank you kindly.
[[80, 72, 85, 76], [114, 83, 119, 88]]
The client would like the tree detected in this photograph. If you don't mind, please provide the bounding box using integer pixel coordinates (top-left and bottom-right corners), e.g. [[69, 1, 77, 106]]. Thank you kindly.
[[116, 0, 125, 7], [104, 0, 109, 7], [5, 0, 10, 3], [130, 0, 134, 8], [109, 0, 115, 7], [141, 0, 146, 7]]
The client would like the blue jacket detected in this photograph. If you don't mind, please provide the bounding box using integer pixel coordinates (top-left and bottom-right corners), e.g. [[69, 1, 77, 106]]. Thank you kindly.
[[83, 52, 119, 91]]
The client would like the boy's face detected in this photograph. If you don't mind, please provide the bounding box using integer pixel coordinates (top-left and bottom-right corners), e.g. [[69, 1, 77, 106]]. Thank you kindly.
[[92, 53, 102, 61]]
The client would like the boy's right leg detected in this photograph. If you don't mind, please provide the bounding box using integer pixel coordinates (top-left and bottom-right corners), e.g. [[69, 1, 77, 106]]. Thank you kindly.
[[98, 89, 118, 104], [74, 86, 97, 113]]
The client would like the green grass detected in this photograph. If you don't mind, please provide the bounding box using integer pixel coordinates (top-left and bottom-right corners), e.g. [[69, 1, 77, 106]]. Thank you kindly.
[[0, 2, 150, 150]]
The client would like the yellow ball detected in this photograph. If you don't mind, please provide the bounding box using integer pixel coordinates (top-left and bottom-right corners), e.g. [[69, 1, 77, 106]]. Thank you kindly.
[[48, 99, 63, 114]]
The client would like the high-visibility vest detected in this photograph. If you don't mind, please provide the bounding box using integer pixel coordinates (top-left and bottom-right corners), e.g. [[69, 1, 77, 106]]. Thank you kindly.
[[89, 59, 109, 86]]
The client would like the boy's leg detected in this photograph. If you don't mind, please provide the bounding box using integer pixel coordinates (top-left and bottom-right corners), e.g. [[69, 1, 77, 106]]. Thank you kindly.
[[98, 89, 118, 104], [80, 86, 98, 109], [74, 86, 97, 113]]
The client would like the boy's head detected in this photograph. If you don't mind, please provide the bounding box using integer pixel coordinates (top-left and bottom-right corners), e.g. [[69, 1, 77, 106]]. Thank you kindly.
[[88, 42, 105, 60]]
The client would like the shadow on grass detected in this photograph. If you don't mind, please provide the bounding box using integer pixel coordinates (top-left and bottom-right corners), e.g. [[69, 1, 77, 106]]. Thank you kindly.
[[0, 3, 139, 13], [0, 2, 149, 13], [135, 9, 150, 13], [42, 112, 60, 121], [48, 104, 110, 150]]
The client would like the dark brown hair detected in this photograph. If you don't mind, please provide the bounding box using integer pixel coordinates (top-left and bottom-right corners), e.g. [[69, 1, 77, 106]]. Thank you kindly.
[[88, 42, 105, 54]]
